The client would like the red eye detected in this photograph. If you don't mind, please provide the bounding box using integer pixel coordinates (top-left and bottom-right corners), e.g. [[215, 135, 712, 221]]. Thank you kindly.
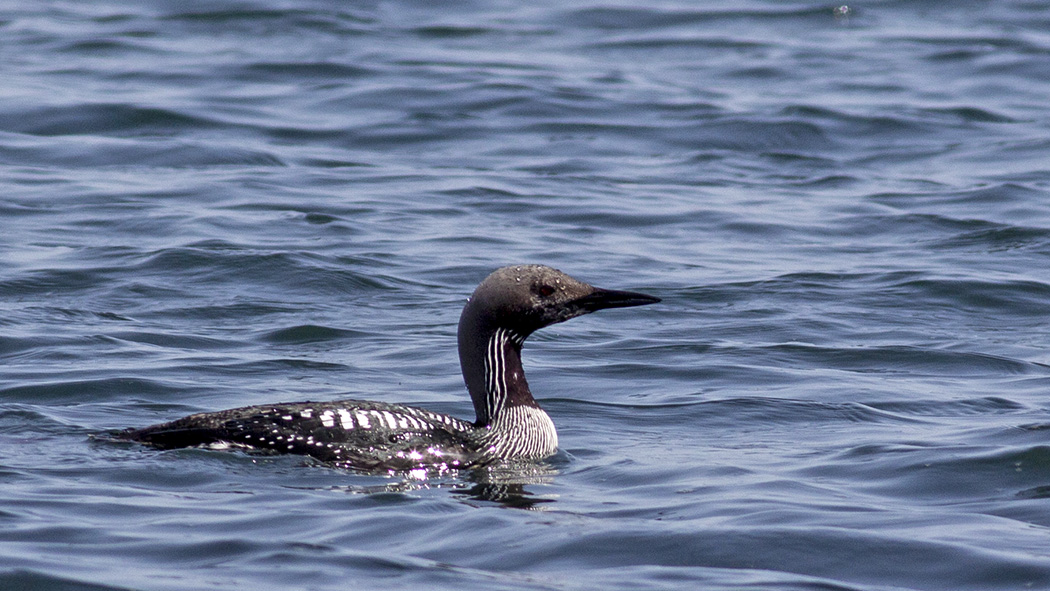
[[538, 285, 555, 297]]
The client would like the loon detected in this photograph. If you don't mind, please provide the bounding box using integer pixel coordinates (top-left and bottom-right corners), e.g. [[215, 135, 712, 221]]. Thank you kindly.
[[119, 265, 659, 472]]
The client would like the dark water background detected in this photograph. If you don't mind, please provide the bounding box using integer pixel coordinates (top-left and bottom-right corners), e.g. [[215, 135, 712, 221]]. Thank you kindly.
[[3, 1, 1050, 589]]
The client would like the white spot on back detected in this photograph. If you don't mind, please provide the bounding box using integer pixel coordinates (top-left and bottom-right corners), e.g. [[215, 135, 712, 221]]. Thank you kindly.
[[369, 410, 384, 428], [320, 410, 335, 428], [337, 409, 354, 430], [355, 411, 371, 429]]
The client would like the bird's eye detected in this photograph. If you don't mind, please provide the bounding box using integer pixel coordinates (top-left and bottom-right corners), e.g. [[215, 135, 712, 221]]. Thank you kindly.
[[538, 284, 555, 297]]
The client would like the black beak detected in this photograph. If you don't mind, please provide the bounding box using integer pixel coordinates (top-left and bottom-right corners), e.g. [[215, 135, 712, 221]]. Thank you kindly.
[[574, 287, 661, 313]]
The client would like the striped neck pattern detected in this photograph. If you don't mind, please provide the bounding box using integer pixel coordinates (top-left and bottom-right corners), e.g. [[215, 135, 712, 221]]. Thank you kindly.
[[475, 326, 558, 459], [483, 327, 528, 424]]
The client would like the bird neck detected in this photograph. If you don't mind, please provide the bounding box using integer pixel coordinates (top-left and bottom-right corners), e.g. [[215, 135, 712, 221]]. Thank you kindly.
[[459, 322, 536, 427]]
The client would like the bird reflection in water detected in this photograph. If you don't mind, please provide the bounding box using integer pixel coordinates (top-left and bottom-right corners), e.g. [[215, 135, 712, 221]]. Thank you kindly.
[[320, 461, 560, 509]]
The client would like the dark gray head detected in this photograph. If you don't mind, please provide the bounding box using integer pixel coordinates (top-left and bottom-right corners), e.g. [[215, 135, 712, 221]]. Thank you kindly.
[[460, 264, 660, 338], [457, 265, 660, 425]]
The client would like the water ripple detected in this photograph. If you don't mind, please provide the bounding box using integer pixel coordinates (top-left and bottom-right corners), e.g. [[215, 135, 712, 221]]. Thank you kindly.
[[3, 1, 1050, 590]]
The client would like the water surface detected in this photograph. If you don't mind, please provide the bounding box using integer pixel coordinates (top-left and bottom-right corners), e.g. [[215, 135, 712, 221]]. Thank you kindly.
[[2, 1, 1050, 590]]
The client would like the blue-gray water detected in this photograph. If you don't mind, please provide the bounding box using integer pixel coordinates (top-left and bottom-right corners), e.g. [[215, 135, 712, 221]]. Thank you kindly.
[[3, 1, 1050, 589]]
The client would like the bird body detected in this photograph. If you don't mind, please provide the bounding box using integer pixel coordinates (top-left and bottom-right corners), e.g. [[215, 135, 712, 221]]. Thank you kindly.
[[120, 265, 659, 472]]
